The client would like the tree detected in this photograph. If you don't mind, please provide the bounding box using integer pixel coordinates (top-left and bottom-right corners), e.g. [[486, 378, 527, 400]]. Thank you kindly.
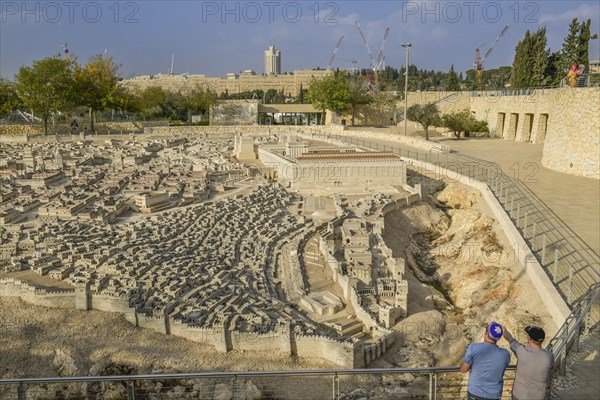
[[74, 55, 127, 132], [138, 86, 167, 118], [530, 28, 551, 87], [578, 19, 592, 68], [441, 109, 479, 139], [510, 28, 552, 88], [407, 103, 441, 141], [370, 92, 396, 127], [0, 78, 22, 117], [15, 56, 75, 134], [175, 86, 218, 124], [307, 72, 351, 118], [347, 75, 372, 126], [445, 65, 461, 91], [511, 30, 537, 88], [554, 18, 593, 84], [556, 19, 581, 79]]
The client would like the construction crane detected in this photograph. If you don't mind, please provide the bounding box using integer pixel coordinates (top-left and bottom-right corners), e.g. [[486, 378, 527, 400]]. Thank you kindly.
[[375, 28, 390, 71], [356, 22, 377, 92], [474, 25, 510, 89], [326, 36, 345, 70], [356, 22, 390, 93]]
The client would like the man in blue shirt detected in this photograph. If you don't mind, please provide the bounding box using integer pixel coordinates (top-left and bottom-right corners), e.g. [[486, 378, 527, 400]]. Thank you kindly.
[[460, 322, 511, 400]]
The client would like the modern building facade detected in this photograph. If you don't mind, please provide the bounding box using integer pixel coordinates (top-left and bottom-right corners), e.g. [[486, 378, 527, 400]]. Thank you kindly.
[[264, 42, 281, 75]]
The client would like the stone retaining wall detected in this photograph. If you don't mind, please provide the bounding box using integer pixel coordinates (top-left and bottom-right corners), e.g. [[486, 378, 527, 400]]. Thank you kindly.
[[469, 88, 599, 179], [0, 122, 151, 136], [144, 125, 345, 136]]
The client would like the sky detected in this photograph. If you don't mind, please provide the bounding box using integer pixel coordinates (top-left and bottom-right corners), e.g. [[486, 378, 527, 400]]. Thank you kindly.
[[1, 1, 599, 79]]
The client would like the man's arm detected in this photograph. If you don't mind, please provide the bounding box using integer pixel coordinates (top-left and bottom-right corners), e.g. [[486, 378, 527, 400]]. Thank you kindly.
[[460, 361, 471, 373], [502, 327, 514, 342]]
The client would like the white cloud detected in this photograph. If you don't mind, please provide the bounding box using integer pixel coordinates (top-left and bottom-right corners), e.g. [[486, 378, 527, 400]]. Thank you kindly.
[[538, 3, 600, 24]]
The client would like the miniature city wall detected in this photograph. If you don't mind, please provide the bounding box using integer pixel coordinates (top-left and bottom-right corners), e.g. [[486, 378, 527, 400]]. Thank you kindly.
[[0, 278, 364, 367]]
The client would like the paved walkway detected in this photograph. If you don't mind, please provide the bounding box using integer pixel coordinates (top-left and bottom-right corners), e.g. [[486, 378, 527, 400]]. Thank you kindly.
[[431, 137, 599, 255]]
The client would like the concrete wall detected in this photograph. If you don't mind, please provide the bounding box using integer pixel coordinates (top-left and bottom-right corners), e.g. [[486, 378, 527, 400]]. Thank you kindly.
[[210, 100, 259, 126]]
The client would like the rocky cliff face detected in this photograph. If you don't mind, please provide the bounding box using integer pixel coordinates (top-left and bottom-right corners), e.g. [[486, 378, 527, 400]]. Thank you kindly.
[[378, 178, 555, 370]]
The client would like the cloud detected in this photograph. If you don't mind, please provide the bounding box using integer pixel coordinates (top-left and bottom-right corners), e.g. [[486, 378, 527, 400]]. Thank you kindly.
[[538, 3, 600, 24]]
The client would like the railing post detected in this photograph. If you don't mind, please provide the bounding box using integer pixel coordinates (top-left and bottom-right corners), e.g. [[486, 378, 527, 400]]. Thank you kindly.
[[332, 373, 339, 400], [573, 308, 582, 353], [559, 352, 567, 376], [17, 382, 26, 400], [542, 234, 547, 266], [553, 248, 559, 283], [428, 372, 434, 400], [568, 266, 574, 304], [532, 222, 537, 250], [232, 374, 238, 400], [524, 212, 528, 238], [510, 195, 514, 217], [127, 379, 136, 400], [516, 204, 520, 228]]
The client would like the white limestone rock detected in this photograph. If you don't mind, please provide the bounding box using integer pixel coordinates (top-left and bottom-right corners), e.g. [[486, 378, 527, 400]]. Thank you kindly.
[[213, 383, 233, 400], [53, 349, 78, 376]]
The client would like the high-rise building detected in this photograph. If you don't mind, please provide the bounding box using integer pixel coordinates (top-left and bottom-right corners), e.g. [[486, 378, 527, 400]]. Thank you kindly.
[[264, 42, 281, 75]]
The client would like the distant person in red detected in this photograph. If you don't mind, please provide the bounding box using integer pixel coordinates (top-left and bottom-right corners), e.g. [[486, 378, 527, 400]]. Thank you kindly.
[[567, 64, 579, 87], [503, 325, 554, 400]]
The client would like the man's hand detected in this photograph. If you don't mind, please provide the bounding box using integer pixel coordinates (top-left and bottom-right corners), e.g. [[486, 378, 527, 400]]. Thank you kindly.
[[460, 361, 471, 373]]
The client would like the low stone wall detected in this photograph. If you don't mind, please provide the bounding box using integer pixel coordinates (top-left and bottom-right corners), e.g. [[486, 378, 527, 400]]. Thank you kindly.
[[302, 130, 450, 154], [144, 125, 345, 136], [0, 122, 148, 136]]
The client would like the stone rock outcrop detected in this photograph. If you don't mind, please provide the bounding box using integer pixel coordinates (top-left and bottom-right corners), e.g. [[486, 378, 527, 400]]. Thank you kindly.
[[53, 349, 78, 376]]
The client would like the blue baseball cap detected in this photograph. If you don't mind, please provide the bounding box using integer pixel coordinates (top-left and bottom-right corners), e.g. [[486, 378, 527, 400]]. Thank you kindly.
[[487, 322, 503, 341]]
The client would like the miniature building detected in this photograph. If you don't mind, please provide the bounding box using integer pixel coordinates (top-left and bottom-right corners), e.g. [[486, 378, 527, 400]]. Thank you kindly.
[[135, 192, 169, 209]]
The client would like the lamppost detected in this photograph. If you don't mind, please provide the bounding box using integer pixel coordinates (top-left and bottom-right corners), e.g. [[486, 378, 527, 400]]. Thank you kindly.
[[401, 43, 412, 136]]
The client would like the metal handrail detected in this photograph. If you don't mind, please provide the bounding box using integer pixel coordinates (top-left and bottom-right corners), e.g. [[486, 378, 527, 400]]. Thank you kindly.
[[548, 282, 600, 359], [0, 366, 477, 385], [0, 366, 520, 400]]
